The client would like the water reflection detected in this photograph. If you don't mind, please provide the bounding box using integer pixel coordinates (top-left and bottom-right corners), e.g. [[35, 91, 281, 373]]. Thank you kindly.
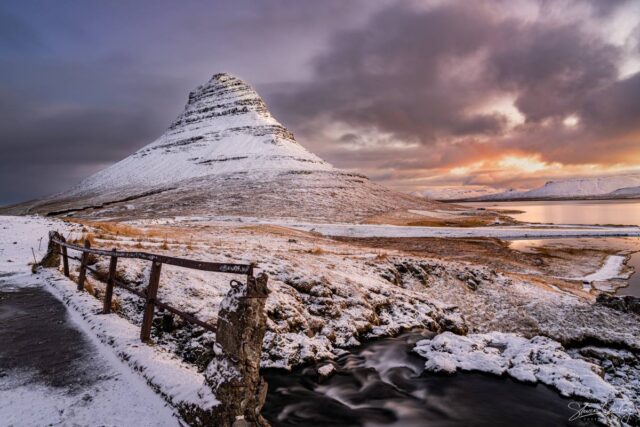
[[618, 252, 640, 297], [461, 200, 640, 226]]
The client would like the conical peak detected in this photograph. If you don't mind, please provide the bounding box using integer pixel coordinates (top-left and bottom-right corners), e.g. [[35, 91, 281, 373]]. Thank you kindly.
[[172, 73, 271, 131], [186, 73, 262, 105], [65, 73, 333, 194]]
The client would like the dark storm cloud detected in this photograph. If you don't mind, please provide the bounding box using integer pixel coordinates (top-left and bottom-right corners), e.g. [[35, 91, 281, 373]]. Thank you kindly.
[[0, 0, 379, 204], [272, 2, 511, 141], [489, 23, 620, 122], [269, 0, 636, 173]]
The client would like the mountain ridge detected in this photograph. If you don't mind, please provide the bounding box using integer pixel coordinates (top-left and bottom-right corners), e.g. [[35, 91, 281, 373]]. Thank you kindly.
[[458, 173, 640, 201]]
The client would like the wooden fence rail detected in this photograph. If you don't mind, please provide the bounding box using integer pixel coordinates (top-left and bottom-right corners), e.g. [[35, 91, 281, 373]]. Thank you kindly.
[[52, 236, 255, 342]]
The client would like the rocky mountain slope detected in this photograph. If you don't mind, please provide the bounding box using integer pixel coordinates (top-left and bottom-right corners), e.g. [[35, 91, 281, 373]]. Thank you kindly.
[[3, 73, 442, 221], [467, 173, 640, 201], [412, 185, 505, 201]]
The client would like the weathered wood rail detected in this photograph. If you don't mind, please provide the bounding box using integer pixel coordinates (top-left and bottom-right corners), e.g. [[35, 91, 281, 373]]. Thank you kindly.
[[52, 236, 254, 342], [40, 232, 271, 426]]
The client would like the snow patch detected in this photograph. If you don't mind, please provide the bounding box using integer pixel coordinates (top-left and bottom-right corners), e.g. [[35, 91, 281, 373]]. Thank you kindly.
[[414, 332, 636, 416], [580, 255, 626, 282]]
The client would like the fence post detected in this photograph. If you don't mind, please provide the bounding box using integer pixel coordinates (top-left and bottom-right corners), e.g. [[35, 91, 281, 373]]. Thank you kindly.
[[140, 261, 162, 342], [204, 273, 270, 426], [103, 249, 118, 314], [61, 238, 69, 277], [77, 239, 91, 291]]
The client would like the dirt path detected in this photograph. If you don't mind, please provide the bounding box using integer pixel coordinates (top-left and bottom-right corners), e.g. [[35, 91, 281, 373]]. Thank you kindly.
[[0, 273, 180, 426]]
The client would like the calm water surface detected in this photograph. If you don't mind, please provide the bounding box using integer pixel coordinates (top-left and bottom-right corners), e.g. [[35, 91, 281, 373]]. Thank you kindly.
[[461, 200, 640, 227], [618, 252, 640, 297]]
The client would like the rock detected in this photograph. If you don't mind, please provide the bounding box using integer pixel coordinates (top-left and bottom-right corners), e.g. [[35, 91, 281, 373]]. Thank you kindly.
[[438, 310, 468, 335], [38, 231, 63, 269], [625, 296, 640, 315], [203, 273, 270, 427], [317, 363, 335, 381], [596, 293, 640, 315]]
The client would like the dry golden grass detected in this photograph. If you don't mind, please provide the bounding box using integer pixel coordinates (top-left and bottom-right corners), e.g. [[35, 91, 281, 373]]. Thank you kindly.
[[111, 298, 122, 313], [84, 279, 95, 296], [160, 240, 169, 250], [374, 252, 389, 262], [306, 247, 326, 255]]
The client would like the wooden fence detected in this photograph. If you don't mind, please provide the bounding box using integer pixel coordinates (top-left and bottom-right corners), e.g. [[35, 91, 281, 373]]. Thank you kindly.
[[52, 236, 254, 342]]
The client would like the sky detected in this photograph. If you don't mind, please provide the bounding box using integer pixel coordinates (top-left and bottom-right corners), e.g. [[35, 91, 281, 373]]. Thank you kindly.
[[1, 0, 639, 204]]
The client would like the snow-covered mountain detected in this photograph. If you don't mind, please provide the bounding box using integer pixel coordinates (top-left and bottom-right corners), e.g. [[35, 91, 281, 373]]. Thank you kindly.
[[411, 185, 505, 201], [605, 186, 640, 198], [469, 174, 640, 201], [6, 73, 440, 221], [71, 73, 332, 193]]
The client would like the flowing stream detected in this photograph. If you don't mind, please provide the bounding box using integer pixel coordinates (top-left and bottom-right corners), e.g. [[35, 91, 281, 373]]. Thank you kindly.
[[262, 332, 596, 426]]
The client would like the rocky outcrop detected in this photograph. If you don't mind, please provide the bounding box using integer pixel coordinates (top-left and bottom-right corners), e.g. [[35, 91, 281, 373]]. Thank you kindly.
[[204, 274, 270, 427], [596, 294, 640, 316], [36, 231, 63, 270]]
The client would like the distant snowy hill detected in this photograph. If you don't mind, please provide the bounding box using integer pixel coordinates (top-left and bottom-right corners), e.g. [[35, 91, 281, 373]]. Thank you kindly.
[[411, 185, 504, 201], [605, 185, 640, 198], [4, 73, 443, 221], [469, 174, 640, 201]]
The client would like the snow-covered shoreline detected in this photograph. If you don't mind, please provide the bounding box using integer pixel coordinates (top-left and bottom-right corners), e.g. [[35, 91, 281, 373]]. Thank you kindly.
[[414, 332, 639, 424], [285, 222, 640, 239], [581, 255, 628, 282]]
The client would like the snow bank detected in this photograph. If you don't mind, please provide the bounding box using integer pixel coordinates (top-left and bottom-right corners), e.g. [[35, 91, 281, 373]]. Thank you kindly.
[[44, 269, 219, 411], [0, 215, 68, 273], [414, 332, 636, 417], [286, 222, 640, 239], [581, 255, 626, 282]]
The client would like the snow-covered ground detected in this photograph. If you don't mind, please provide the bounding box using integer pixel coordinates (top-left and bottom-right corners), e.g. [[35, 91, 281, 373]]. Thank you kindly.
[[581, 255, 627, 282], [3, 214, 639, 424], [411, 185, 506, 201], [0, 216, 182, 426]]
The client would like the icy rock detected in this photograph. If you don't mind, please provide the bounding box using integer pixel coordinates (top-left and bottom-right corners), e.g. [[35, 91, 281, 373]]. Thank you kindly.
[[204, 273, 270, 427], [317, 364, 335, 380], [414, 332, 621, 404]]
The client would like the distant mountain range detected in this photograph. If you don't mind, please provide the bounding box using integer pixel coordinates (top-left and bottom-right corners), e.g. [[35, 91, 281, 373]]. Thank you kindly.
[[416, 174, 640, 202], [411, 185, 506, 201]]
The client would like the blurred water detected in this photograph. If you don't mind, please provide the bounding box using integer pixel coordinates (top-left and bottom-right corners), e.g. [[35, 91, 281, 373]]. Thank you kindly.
[[263, 332, 597, 426]]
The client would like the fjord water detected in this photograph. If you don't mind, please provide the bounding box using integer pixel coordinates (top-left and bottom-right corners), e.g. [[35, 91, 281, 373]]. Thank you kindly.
[[462, 200, 640, 226], [618, 252, 640, 297], [263, 332, 594, 426]]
